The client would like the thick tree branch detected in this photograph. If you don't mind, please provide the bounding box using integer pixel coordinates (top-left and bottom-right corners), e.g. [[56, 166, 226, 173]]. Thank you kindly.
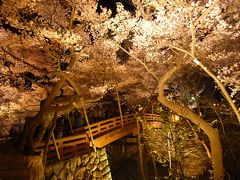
[[157, 66, 224, 180], [41, 47, 77, 109]]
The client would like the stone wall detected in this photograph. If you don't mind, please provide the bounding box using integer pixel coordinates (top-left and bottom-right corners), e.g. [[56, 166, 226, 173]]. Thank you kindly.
[[45, 148, 112, 180]]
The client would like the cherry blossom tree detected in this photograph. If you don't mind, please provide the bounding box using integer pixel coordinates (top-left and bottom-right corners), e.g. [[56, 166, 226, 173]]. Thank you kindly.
[[0, 0, 239, 179]]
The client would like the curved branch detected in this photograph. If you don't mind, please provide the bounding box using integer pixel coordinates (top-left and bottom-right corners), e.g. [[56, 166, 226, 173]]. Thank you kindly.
[[68, 0, 76, 29], [41, 47, 77, 109], [157, 66, 224, 180], [60, 71, 82, 95]]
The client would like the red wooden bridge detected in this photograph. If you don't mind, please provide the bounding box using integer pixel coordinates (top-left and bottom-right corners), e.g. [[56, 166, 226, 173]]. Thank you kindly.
[[35, 114, 162, 161]]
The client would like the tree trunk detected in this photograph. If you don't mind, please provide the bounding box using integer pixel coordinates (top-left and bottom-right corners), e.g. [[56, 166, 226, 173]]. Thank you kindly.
[[137, 116, 146, 180], [0, 155, 44, 180], [157, 66, 224, 180]]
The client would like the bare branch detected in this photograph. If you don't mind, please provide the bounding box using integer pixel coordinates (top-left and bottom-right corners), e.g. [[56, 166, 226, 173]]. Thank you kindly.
[[69, 0, 76, 29], [190, 14, 196, 58], [194, 0, 221, 26]]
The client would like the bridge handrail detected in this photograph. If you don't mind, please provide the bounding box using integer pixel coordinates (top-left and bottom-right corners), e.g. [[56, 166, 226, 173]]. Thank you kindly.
[[35, 114, 162, 161], [73, 114, 136, 137], [143, 114, 161, 121]]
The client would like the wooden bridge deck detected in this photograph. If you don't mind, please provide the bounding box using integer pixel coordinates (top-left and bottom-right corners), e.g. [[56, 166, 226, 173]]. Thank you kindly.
[[35, 114, 162, 161]]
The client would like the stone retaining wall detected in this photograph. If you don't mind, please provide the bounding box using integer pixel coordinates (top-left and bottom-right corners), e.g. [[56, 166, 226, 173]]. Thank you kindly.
[[45, 148, 112, 180]]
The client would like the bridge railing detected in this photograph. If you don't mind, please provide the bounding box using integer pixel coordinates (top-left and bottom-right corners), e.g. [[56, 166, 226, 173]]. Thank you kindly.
[[143, 114, 163, 128], [143, 114, 161, 121], [35, 133, 90, 161], [73, 114, 136, 138], [35, 114, 137, 161], [35, 114, 162, 161]]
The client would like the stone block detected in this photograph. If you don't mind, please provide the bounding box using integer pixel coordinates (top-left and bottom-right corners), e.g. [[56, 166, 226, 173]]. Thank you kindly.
[[94, 158, 100, 165], [67, 173, 74, 180], [65, 162, 70, 170], [75, 167, 86, 179], [102, 172, 112, 180], [58, 169, 67, 180], [93, 170, 102, 178], [89, 156, 95, 164], [82, 154, 89, 165], [70, 159, 77, 170], [99, 148, 106, 156], [99, 154, 107, 162], [52, 162, 64, 174], [87, 163, 98, 172], [102, 166, 110, 176], [76, 157, 81, 166], [98, 160, 108, 171], [90, 164, 98, 172], [86, 163, 93, 170], [90, 151, 97, 158]]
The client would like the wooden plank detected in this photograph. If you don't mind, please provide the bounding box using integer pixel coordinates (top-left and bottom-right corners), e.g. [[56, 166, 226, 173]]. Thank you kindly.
[[58, 140, 63, 160], [62, 137, 88, 145], [51, 133, 60, 160], [59, 134, 87, 142], [63, 140, 88, 147]]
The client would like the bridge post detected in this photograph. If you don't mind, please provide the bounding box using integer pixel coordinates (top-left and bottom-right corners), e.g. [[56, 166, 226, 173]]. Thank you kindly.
[[57, 139, 63, 160], [116, 89, 124, 128], [52, 133, 61, 160]]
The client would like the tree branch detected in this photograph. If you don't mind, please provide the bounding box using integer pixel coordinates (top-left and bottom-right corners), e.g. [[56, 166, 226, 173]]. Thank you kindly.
[[193, 58, 240, 124], [157, 66, 224, 180], [194, 0, 221, 26], [69, 0, 76, 29]]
